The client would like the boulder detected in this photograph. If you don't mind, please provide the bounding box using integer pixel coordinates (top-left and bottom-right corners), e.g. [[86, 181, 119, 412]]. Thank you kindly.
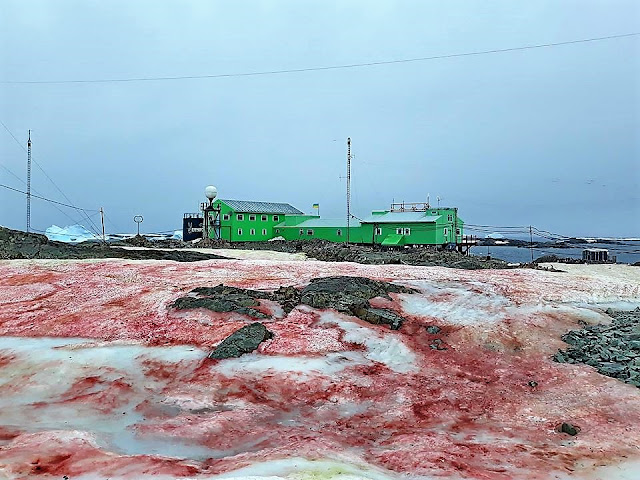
[[208, 322, 273, 360]]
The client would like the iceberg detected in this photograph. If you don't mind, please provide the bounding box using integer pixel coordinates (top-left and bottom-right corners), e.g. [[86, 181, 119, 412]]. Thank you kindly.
[[45, 224, 100, 243]]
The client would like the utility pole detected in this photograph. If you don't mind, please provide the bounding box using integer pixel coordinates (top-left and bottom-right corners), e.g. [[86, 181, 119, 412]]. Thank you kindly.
[[26, 131, 32, 232], [529, 225, 534, 263], [100, 208, 106, 243], [346, 137, 351, 245]]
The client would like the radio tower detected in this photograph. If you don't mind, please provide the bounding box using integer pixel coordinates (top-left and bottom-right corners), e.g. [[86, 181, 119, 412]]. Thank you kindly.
[[346, 137, 351, 245], [26, 130, 32, 233]]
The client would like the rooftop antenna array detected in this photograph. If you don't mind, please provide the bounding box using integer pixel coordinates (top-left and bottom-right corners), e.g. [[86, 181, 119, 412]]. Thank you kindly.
[[26, 131, 32, 232]]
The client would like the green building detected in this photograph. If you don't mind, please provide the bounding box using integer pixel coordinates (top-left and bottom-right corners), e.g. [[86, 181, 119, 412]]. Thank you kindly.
[[274, 217, 364, 243], [210, 199, 303, 242], [359, 207, 464, 247], [203, 198, 467, 249]]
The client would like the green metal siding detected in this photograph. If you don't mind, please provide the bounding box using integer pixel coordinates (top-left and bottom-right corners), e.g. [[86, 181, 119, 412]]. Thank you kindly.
[[212, 200, 286, 242], [276, 224, 363, 243], [207, 200, 464, 246]]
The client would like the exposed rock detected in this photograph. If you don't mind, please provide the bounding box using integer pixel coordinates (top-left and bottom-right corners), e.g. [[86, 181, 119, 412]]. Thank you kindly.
[[0, 226, 225, 262], [553, 309, 640, 388], [208, 322, 273, 359], [426, 325, 441, 334], [349, 305, 405, 330], [174, 276, 417, 330], [192, 238, 511, 270], [172, 284, 269, 319], [300, 276, 415, 311], [559, 422, 580, 436]]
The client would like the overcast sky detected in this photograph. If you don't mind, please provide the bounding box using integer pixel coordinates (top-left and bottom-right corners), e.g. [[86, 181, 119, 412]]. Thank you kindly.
[[1, 1, 638, 238]]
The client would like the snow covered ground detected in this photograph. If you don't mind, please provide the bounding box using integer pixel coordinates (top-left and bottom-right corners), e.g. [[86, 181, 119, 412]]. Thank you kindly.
[[0, 259, 639, 479]]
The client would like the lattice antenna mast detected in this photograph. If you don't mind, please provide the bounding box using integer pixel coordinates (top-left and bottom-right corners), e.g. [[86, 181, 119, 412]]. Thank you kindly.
[[346, 137, 351, 245], [26, 130, 32, 232]]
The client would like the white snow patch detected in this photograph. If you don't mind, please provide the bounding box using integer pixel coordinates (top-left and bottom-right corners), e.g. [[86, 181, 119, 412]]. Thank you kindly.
[[318, 311, 417, 374], [214, 351, 366, 378], [400, 282, 511, 326]]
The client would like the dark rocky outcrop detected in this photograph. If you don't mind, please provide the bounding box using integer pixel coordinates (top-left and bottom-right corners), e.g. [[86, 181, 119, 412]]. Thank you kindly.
[[173, 276, 417, 330], [298, 276, 416, 330], [172, 285, 270, 319], [0, 226, 225, 262], [196, 238, 509, 270], [553, 308, 640, 388], [208, 322, 273, 359]]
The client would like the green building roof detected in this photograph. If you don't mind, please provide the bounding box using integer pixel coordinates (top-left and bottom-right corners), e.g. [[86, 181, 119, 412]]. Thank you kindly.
[[218, 199, 303, 214], [361, 211, 441, 223]]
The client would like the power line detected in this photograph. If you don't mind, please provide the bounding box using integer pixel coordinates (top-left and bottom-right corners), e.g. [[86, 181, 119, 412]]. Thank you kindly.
[[0, 121, 102, 234], [0, 183, 98, 211], [2, 32, 637, 85]]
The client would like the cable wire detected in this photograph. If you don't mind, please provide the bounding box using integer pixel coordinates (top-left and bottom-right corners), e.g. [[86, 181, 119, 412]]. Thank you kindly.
[[1, 120, 102, 234], [2, 32, 637, 85], [0, 183, 98, 211]]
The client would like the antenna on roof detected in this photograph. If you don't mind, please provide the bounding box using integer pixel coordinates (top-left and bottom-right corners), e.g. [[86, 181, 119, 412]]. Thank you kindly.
[[427, 193, 430, 209]]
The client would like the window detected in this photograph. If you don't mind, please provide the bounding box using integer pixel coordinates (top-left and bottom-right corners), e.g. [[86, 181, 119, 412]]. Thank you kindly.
[[375, 227, 382, 235], [249, 215, 256, 221], [456, 228, 461, 235], [275, 229, 280, 234], [299, 228, 304, 235], [447, 214, 453, 222], [237, 228, 243, 236], [444, 228, 448, 236], [336, 229, 342, 236], [250, 229, 255, 235], [237, 214, 244, 221], [262, 229, 267, 235], [273, 215, 279, 222], [261, 215, 268, 221], [431, 211, 437, 215], [396, 228, 403, 235], [307, 229, 314, 236], [404, 228, 411, 235], [222, 214, 230, 221]]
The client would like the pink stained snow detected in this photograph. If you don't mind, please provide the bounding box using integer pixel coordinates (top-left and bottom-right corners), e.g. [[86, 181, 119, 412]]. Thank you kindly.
[[0, 258, 639, 480]]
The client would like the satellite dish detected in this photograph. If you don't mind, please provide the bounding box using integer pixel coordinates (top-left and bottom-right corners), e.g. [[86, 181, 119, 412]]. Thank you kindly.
[[204, 185, 218, 200]]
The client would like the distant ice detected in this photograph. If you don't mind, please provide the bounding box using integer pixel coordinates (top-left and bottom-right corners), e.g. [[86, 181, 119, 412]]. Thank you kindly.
[[45, 224, 99, 243]]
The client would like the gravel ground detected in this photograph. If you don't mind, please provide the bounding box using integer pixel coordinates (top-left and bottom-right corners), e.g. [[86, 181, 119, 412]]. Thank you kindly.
[[553, 308, 640, 387]]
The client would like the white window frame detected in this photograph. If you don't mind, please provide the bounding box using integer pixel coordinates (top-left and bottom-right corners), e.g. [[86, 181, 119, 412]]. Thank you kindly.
[[250, 228, 256, 235], [456, 228, 461, 235], [273, 215, 279, 222], [404, 228, 411, 235], [375, 227, 382, 235], [222, 214, 230, 221], [396, 228, 403, 235], [237, 228, 243, 236], [299, 228, 304, 235], [448, 214, 453, 222], [262, 229, 267, 235], [307, 229, 314, 236], [249, 214, 256, 221], [444, 227, 448, 236], [237, 214, 244, 221], [261, 215, 268, 221], [336, 229, 342, 236]]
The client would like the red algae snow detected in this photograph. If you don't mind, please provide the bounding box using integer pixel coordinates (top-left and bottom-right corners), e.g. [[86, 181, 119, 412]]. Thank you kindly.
[[0, 258, 639, 480]]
